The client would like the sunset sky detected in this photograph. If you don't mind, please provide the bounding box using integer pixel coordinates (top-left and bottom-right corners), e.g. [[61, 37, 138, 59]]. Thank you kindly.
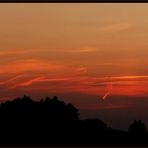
[[1, 3, 148, 130]]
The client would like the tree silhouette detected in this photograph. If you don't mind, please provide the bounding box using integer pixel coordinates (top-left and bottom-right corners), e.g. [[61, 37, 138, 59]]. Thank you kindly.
[[128, 120, 146, 135], [0, 95, 147, 146]]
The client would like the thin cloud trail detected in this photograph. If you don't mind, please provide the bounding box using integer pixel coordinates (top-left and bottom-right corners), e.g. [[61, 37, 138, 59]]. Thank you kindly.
[[102, 84, 113, 100], [102, 92, 110, 100]]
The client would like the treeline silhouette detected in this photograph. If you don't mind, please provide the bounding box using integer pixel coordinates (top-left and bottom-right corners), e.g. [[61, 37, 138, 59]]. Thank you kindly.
[[0, 95, 147, 146]]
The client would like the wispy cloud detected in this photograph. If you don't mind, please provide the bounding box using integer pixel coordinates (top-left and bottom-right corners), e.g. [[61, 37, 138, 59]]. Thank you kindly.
[[90, 75, 148, 96], [15, 76, 45, 87], [14, 74, 148, 96], [12, 76, 71, 88], [75, 66, 87, 74], [99, 22, 132, 33], [90, 75, 148, 83], [0, 50, 26, 56], [0, 48, 49, 57], [0, 75, 23, 85], [67, 47, 97, 53], [0, 59, 65, 74], [111, 75, 148, 79]]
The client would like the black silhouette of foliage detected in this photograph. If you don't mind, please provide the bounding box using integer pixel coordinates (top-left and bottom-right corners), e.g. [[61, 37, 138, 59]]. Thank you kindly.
[[0, 95, 147, 146], [128, 120, 147, 146], [128, 120, 146, 135]]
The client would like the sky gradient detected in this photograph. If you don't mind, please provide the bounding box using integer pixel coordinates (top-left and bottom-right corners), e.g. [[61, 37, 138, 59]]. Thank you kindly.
[[1, 4, 148, 130]]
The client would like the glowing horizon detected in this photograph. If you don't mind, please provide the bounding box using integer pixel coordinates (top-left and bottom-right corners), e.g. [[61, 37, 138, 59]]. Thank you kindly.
[[0, 3, 148, 114]]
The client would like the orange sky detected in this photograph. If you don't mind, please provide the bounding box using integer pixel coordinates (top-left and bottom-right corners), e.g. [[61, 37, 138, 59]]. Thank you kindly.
[[1, 4, 148, 127]]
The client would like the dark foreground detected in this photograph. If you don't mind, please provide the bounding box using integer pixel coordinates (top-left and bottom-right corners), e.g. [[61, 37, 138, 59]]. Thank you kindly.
[[0, 95, 147, 146]]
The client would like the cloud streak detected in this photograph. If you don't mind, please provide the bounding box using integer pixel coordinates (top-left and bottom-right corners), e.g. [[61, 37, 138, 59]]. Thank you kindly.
[[11, 74, 148, 96], [0, 75, 23, 85], [67, 47, 97, 53], [0, 59, 66, 74], [13, 77, 71, 88], [0, 48, 49, 57], [99, 22, 132, 33], [0, 50, 26, 56]]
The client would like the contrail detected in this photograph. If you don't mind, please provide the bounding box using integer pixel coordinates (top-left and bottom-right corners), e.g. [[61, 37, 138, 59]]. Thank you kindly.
[[102, 84, 113, 100], [102, 92, 110, 100]]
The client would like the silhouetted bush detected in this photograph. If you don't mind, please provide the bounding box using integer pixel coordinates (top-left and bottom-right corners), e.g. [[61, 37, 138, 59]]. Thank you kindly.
[[128, 120, 146, 135], [0, 95, 147, 146]]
